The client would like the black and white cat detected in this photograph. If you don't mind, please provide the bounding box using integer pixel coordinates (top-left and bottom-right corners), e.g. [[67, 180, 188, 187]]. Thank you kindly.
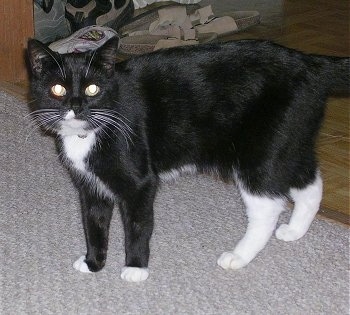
[[27, 37, 349, 282]]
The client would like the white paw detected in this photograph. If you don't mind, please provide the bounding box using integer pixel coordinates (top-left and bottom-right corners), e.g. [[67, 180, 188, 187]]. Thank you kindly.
[[73, 255, 92, 273], [121, 267, 149, 282], [275, 224, 303, 241], [217, 252, 248, 270]]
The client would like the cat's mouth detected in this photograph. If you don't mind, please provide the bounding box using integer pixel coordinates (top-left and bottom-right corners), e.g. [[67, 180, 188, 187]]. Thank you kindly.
[[29, 108, 133, 145]]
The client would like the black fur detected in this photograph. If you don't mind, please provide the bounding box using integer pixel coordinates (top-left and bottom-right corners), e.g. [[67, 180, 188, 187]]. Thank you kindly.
[[27, 37, 349, 272]]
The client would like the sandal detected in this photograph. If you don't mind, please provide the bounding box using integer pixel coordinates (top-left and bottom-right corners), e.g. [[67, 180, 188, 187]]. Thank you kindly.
[[127, 6, 194, 36], [189, 5, 260, 37], [118, 31, 217, 55], [118, 5, 217, 55], [120, 4, 260, 38], [119, 3, 200, 35]]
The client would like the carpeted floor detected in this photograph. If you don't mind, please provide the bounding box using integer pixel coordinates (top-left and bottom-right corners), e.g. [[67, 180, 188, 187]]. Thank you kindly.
[[0, 90, 349, 314]]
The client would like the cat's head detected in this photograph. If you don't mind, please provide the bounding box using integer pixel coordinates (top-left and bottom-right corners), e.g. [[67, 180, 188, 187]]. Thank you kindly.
[[27, 37, 123, 138]]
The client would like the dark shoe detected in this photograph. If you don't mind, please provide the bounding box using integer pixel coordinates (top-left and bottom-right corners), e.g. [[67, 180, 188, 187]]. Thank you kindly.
[[65, 0, 134, 32]]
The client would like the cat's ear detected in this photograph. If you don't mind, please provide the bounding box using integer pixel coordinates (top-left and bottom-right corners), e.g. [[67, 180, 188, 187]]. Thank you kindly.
[[27, 39, 58, 77], [96, 36, 120, 77]]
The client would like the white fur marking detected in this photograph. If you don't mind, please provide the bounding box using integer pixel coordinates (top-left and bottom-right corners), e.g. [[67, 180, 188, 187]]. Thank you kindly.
[[121, 267, 149, 282], [218, 187, 285, 270], [59, 111, 88, 137], [217, 252, 248, 270], [64, 110, 75, 120], [62, 132, 115, 200], [276, 172, 322, 241], [73, 255, 92, 273], [159, 164, 197, 182], [63, 133, 95, 171]]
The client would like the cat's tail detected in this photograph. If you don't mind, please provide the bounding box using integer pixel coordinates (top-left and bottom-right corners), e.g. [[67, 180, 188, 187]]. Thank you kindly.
[[317, 56, 350, 95]]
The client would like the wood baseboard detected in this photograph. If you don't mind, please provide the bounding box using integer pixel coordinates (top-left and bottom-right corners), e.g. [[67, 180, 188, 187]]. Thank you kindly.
[[318, 208, 349, 226], [0, 81, 29, 101]]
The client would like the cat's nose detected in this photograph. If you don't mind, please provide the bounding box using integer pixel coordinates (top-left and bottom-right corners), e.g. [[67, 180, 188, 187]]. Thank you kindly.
[[70, 97, 83, 112]]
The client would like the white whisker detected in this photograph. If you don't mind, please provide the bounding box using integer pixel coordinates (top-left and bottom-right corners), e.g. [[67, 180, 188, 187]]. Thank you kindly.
[[25, 114, 61, 143], [88, 117, 111, 147], [27, 99, 37, 104], [91, 114, 133, 150], [58, 53, 66, 79], [25, 109, 59, 119], [92, 115, 129, 141], [91, 108, 134, 134], [42, 46, 66, 79], [85, 50, 97, 78], [107, 105, 133, 123], [25, 109, 61, 133], [93, 114, 133, 142], [92, 111, 134, 134]]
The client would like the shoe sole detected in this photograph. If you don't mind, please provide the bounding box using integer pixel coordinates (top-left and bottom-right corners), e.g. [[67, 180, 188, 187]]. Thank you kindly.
[[118, 32, 217, 56], [133, 0, 202, 10]]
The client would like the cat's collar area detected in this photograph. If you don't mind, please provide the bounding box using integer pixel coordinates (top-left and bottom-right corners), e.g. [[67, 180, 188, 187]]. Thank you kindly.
[[58, 126, 100, 141], [59, 130, 96, 142]]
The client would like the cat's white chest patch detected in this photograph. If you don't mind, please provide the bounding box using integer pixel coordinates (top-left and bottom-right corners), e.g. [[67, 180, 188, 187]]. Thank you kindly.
[[63, 132, 96, 172], [62, 132, 115, 200]]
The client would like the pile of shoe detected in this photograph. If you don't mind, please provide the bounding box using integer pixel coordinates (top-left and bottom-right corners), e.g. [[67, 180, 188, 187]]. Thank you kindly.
[[34, 0, 260, 55]]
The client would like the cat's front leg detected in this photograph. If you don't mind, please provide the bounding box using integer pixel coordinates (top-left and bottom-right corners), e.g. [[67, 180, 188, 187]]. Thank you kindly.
[[218, 189, 285, 270], [118, 178, 157, 282], [74, 188, 114, 273]]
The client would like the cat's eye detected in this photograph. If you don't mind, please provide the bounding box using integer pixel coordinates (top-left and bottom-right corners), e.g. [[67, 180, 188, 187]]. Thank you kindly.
[[51, 84, 67, 96], [85, 84, 100, 96], [51, 84, 66, 97]]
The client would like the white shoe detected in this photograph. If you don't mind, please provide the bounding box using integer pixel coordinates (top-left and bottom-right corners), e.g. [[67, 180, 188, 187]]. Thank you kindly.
[[133, 0, 202, 10], [49, 25, 118, 54]]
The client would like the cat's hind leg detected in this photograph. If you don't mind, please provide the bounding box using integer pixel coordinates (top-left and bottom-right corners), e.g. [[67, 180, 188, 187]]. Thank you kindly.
[[218, 188, 285, 270], [276, 172, 322, 242]]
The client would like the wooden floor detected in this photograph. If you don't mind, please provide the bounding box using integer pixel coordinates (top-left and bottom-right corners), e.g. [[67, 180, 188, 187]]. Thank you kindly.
[[224, 0, 349, 224], [0, 0, 349, 224]]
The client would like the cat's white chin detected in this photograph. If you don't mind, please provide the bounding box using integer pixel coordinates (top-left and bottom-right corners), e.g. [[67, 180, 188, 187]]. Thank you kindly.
[[59, 119, 88, 137]]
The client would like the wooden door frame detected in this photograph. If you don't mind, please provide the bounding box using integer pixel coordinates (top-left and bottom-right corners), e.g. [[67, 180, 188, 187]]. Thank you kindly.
[[0, 0, 34, 82]]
